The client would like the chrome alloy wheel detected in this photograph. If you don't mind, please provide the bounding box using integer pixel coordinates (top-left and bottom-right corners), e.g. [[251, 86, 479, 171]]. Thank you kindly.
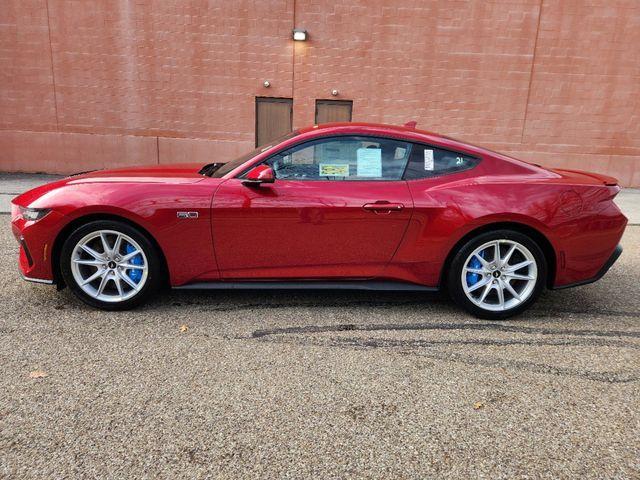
[[461, 239, 537, 312], [70, 230, 148, 302]]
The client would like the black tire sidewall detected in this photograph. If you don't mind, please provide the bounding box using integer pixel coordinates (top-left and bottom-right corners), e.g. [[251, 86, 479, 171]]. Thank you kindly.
[[60, 220, 161, 310], [448, 229, 547, 320]]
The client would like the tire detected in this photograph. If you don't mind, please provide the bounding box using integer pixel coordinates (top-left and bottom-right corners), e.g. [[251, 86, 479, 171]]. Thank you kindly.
[[60, 220, 162, 310], [447, 229, 547, 320]]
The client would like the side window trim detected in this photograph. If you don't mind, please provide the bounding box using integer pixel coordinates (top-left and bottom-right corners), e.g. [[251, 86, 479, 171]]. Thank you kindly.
[[238, 134, 414, 182], [402, 142, 481, 180]]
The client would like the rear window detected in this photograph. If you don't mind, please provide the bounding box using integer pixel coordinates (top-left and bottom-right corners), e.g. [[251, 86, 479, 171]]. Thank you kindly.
[[403, 144, 479, 180]]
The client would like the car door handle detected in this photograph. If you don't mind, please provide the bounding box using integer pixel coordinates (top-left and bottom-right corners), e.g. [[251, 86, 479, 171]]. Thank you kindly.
[[363, 201, 404, 213]]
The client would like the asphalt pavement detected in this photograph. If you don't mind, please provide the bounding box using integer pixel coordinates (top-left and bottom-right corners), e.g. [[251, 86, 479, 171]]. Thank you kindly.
[[0, 174, 639, 478]]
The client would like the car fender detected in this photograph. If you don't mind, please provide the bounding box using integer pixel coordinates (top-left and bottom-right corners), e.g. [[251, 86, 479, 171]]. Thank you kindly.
[[33, 181, 219, 286]]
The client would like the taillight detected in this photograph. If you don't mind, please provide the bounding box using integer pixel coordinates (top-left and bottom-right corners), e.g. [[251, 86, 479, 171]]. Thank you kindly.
[[602, 185, 621, 202]]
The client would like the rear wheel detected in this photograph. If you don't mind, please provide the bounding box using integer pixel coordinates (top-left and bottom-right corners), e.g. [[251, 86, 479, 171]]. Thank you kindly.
[[448, 230, 546, 319], [60, 220, 161, 310]]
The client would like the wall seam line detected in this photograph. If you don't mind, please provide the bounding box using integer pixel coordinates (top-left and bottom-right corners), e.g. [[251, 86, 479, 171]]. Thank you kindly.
[[292, 0, 296, 126], [44, 0, 60, 131], [156, 136, 160, 165], [521, 0, 544, 145]]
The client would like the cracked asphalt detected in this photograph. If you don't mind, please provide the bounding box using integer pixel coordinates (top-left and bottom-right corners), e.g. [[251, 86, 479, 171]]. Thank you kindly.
[[1, 221, 638, 479]]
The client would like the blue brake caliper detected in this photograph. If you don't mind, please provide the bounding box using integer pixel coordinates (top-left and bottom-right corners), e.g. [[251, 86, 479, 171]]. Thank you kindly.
[[466, 251, 484, 287], [124, 243, 143, 283]]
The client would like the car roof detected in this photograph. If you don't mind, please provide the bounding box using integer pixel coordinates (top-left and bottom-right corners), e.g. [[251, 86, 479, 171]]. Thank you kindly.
[[296, 122, 486, 157], [293, 122, 550, 175], [298, 121, 442, 137]]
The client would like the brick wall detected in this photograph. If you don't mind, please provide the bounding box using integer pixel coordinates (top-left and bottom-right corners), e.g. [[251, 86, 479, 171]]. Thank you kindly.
[[1, 0, 639, 186]]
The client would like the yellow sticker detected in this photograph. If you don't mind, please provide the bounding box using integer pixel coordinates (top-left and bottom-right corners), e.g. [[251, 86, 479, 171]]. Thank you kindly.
[[319, 164, 349, 176]]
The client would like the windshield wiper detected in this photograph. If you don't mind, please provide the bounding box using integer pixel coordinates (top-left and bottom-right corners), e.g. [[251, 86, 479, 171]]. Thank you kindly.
[[199, 163, 223, 177]]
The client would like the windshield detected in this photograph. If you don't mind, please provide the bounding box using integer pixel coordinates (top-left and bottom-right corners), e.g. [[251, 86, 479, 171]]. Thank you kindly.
[[207, 131, 300, 178]]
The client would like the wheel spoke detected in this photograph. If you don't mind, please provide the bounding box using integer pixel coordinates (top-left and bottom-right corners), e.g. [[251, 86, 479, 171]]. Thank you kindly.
[[120, 263, 144, 270], [479, 282, 492, 303], [81, 269, 104, 286], [118, 271, 140, 291], [493, 241, 500, 263], [113, 234, 123, 256], [467, 276, 491, 293], [506, 260, 533, 272], [474, 253, 489, 267], [122, 249, 142, 262], [95, 274, 110, 297], [496, 282, 505, 309], [73, 258, 104, 266], [114, 276, 124, 297], [502, 278, 521, 301], [465, 267, 485, 275], [80, 244, 103, 260], [99, 232, 111, 255], [506, 272, 535, 281], [502, 244, 517, 266]]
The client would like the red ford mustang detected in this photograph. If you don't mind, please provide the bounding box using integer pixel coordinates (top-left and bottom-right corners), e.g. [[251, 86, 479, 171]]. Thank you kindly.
[[11, 123, 627, 319]]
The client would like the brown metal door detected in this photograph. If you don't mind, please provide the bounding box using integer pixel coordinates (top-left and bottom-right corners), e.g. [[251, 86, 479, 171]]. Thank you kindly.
[[315, 100, 353, 124], [255, 97, 293, 147]]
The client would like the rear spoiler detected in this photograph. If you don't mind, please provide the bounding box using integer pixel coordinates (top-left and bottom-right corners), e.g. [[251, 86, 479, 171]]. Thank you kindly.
[[551, 168, 619, 186]]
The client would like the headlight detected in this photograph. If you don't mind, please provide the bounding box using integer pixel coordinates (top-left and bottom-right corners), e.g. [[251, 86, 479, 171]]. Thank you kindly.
[[19, 206, 51, 222]]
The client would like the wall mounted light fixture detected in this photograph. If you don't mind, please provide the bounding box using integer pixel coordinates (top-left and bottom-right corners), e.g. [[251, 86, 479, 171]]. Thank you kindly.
[[292, 29, 307, 41]]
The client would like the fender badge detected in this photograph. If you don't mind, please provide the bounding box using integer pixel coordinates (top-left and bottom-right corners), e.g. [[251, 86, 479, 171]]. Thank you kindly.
[[177, 211, 199, 219]]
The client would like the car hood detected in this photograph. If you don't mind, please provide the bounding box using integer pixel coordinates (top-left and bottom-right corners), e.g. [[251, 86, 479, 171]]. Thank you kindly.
[[13, 163, 208, 207], [68, 163, 207, 183]]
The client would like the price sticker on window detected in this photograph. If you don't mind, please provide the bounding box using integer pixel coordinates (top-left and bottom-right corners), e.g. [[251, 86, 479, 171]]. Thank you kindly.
[[424, 149, 434, 171], [319, 164, 349, 177]]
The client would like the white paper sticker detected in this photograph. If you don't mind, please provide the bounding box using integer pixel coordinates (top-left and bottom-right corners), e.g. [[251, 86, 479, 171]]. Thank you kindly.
[[356, 148, 382, 177], [424, 149, 434, 171], [319, 163, 349, 177]]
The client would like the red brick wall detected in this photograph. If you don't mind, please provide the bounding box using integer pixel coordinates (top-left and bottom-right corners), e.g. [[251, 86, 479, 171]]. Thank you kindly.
[[1, 0, 639, 186]]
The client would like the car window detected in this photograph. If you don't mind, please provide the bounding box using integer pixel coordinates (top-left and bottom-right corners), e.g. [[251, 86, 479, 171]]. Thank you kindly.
[[210, 131, 299, 178], [403, 143, 479, 180], [264, 136, 412, 181]]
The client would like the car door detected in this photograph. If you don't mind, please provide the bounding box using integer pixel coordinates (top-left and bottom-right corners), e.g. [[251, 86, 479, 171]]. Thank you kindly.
[[211, 135, 415, 280]]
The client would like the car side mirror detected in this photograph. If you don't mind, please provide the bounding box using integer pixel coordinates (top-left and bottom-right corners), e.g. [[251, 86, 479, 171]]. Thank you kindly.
[[242, 165, 275, 186]]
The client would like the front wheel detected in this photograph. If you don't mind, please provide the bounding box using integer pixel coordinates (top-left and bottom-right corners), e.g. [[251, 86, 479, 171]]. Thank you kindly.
[[448, 230, 547, 319], [60, 220, 162, 310]]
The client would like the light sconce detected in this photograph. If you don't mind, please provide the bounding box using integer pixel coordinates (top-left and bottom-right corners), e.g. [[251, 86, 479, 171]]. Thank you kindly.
[[331, 89, 339, 96], [263, 80, 271, 88], [292, 29, 308, 41]]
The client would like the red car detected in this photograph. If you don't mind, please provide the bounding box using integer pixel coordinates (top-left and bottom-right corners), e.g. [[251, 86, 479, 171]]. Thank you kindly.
[[11, 123, 627, 319]]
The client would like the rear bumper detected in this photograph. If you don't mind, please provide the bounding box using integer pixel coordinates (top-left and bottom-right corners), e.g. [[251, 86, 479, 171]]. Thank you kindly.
[[551, 244, 622, 290]]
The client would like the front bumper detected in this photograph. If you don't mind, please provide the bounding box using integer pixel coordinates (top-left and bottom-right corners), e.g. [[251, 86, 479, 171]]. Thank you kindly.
[[20, 274, 54, 284], [11, 209, 66, 284]]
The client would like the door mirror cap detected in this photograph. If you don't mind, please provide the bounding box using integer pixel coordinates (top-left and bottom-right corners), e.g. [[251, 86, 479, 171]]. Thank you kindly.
[[242, 164, 275, 185]]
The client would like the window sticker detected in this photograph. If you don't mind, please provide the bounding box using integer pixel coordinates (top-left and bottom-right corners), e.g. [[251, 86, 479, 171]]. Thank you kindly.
[[424, 149, 434, 171], [356, 148, 382, 177], [319, 163, 349, 176]]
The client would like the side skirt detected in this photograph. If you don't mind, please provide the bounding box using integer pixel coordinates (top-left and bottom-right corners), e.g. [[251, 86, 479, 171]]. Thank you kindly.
[[173, 280, 438, 292]]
